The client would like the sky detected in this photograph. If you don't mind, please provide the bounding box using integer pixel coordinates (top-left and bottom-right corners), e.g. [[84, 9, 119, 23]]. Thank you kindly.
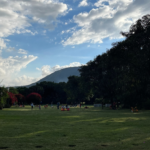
[[0, 0, 150, 87]]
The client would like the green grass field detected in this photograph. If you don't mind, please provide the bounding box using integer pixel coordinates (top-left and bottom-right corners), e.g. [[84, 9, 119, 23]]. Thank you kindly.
[[0, 105, 150, 150]]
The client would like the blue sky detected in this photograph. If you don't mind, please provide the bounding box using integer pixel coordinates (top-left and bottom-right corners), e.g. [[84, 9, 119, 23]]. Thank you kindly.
[[0, 0, 150, 86]]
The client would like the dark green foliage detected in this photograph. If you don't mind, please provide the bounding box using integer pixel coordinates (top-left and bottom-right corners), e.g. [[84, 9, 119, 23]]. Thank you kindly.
[[8, 87, 18, 94], [78, 14, 150, 109], [15, 94, 25, 105], [0, 87, 9, 109]]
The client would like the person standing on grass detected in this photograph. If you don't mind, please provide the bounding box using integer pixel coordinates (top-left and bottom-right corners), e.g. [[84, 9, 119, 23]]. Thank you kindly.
[[39, 105, 41, 110], [31, 102, 34, 110], [57, 102, 60, 109]]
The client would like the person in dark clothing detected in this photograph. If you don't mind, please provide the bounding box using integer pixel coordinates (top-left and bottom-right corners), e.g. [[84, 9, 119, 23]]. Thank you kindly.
[[57, 102, 60, 109], [113, 102, 116, 110]]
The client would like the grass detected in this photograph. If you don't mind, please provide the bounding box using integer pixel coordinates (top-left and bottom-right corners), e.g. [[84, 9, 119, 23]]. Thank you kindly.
[[0, 105, 150, 150]]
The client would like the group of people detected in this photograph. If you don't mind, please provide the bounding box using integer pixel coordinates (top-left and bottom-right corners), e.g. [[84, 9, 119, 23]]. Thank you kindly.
[[14, 102, 25, 107], [56, 102, 68, 109], [31, 103, 41, 110], [61, 104, 69, 109], [30, 102, 82, 110], [110, 102, 117, 110], [70, 103, 82, 108]]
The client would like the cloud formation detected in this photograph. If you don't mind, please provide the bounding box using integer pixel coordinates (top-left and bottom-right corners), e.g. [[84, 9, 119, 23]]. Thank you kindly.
[[37, 62, 86, 77], [0, 0, 68, 87], [0, 0, 68, 39], [12, 75, 40, 87], [63, 0, 150, 45], [18, 49, 28, 54], [0, 55, 38, 86], [78, 0, 88, 7], [0, 38, 6, 49]]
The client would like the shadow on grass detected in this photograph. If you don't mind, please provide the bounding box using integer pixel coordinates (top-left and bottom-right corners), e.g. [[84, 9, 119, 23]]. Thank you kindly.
[[35, 146, 43, 148], [68, 145, 76, 147], [0, 147, 8, 149]]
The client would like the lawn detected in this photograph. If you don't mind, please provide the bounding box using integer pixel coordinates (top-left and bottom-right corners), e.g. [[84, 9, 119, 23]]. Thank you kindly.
[[0, 105, 150, 150]]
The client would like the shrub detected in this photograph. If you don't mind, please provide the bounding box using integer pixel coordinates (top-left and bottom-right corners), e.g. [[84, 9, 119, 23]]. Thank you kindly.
[[26, 93, 42, 104], [7, 92, 18, 105]]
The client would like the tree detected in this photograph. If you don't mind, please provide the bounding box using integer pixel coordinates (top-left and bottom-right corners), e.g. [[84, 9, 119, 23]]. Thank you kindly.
[[8, 87, 19, 94], [26, 93, 42, 104], [0, 87, 9, 110], [78, 14, 150, 109], [15, 94, 25, 105], [28, 85, 44, 96], [7, 92, 18, 105], [16, 87, 29, 97]]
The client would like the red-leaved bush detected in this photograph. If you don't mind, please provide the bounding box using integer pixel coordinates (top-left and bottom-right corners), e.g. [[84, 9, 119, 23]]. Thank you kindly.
[[8, 92, 18, 104], [26, 93, 42, 104]]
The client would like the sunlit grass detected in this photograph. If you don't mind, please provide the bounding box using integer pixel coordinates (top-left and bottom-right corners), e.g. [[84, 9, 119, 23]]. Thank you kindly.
[[12, 130, 50, 138], [0, 106, 150, 150]]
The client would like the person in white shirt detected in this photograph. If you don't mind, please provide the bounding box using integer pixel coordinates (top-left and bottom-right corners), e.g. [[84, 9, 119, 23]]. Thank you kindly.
[[31, 102, 34, 109]]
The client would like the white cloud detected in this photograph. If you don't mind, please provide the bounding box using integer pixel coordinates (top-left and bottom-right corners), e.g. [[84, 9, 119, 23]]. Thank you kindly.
[[0, 55, 38, 85], [64, 0, 150, 45], [0, 0, 68, 39], [18, 49, 28, 54], [61, 27, 76, 36], [21, 30, 38, 35], [78, 0, 88, 7], [12, 75, 40, 87], [3, 74, 42, 87], [72, 46, 75, 48], [41, 65, 51, 76], [0, 38, 6, 49], [0, 0, 68, 57], [38, 62, 86, 77], [36, 67, 41, 71], [87, 45, 90, 47], [94, 0, 133, 9], [0, 67, 6, 75]]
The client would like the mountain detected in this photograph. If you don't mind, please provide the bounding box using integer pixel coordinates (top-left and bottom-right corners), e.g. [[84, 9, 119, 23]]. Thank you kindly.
[[25, 66, 81, 88]]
